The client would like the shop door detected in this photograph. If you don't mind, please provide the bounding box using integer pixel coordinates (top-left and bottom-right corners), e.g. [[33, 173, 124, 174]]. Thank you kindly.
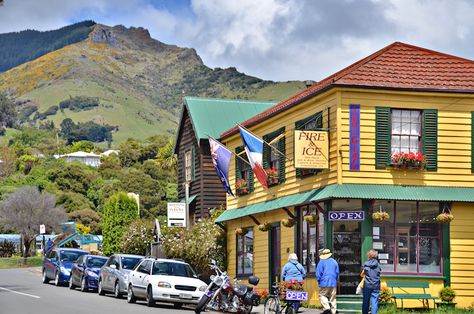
[[269, 224, 281, 289], [333, 221, 361, 295]]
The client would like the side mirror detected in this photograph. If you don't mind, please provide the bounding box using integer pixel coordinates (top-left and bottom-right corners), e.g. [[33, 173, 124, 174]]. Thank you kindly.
[[110, 264, 117, 270]]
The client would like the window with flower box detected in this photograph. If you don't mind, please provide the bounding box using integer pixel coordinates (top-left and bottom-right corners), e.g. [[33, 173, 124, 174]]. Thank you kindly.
[[263, 127, 285, 186], [372, 200, 441, 274], [297, 205, 325, 273], [236, 227, 254, 276], [235, 146, 253, 195], [295, 112, 323, 178]]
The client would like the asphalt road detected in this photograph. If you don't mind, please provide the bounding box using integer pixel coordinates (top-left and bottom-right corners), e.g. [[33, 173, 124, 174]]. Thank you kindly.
[[0, 267, 194, 314]]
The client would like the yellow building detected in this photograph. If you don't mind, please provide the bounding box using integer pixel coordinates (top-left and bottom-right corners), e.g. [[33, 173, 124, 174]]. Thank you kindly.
[[215, 42, 474, 309]]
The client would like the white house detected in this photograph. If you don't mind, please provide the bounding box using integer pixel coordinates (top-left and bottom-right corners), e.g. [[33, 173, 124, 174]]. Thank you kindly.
[[56, 151, 101, 167]]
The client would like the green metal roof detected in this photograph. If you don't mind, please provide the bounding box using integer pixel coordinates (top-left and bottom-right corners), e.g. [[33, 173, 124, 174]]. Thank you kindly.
[[180, 194, 197, 204], [215, 184, 474, 222], [184, 97, 277, 140]]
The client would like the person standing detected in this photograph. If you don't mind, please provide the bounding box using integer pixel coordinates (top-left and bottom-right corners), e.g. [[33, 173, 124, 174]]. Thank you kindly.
[[281, 253, 306, 313], [316, 249, 339, 314], [45, 238, 53, 253], [362, 250, 381, 314]]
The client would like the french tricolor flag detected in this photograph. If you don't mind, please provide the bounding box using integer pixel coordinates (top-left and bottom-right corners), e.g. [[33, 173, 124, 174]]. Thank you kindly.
[[239, 126, 268, 189]]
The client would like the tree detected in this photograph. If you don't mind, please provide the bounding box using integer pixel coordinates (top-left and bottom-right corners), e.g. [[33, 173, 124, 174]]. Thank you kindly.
[[121, 219, 154, 255], [68, 209, 101, 234], [0, 92, 16, 130], [101, 192, 138, 255], [0, 186, 66, 260]]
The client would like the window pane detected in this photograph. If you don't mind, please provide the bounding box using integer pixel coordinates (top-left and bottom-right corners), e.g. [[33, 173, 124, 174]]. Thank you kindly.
[[318, 211, 325, 254], [391, 136, 400, 151], [302, 219, 308, 268], [411, 111, 420, 123], [411, 122, 421, 136], [401, 136, 410, 151], [409, 137, 419, 152], [308, 226, 316, 273], [244, 229, 253, 274], [392, 110, 402, 122], [373, 200, 394, 272], [419, 237, 440, 273], [392, 121, 401, 133], [378, 236, 395, 272]]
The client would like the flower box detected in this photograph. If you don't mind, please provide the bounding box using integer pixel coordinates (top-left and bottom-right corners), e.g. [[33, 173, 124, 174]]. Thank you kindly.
[[390, 152, 427, 170], [235, 179, 249, 195], [266, 168, 279, 186]]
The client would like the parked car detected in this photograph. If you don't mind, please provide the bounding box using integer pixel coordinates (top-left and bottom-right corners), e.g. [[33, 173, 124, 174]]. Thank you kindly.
[[98, 254, 144, 298], [42, 248, 89, 286], [69, 254, 108, 292], [126, 257, 207, 308]]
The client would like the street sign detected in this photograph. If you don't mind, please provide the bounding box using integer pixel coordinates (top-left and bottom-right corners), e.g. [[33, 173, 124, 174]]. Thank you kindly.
[[328, 211, 365, 221], [40, 224, 46, 234], [167, 202, 187, 227]]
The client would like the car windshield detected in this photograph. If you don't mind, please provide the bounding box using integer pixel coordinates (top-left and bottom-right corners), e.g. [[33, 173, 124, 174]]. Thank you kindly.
[[86, 256, 108, 268], [60, 251, 87, 262], [121, 257, 142, 270], [152, 261, 197, 278]]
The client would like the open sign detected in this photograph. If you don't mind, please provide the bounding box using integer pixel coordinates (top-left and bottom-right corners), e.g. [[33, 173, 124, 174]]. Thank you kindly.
[[286, 291, 308, 301], [328, 211, 365, 221]]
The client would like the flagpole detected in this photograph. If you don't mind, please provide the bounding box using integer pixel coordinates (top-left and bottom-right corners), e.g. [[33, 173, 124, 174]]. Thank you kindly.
[[207, 135, 251, 166], [236, 123, 293, 161]]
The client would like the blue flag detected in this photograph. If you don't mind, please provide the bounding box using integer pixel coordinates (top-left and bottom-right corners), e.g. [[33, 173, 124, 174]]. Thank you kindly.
[[209, 137, 234, 197]]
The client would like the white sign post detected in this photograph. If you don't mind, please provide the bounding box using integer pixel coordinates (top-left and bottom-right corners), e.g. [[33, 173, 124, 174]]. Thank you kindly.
[[40, 224, 46, 235], [167, 202, 187, 227]]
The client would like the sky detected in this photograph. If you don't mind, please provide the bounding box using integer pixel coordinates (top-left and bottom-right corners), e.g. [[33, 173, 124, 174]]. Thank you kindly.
[[0, 0, 473, 82]]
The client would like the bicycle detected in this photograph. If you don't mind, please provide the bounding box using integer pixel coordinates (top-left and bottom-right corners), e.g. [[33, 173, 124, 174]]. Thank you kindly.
[[263, 284, 295, 314]]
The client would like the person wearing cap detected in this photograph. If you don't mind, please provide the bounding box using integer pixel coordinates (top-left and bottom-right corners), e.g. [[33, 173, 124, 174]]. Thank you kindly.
[[316, 249, 339, 314], [281, 253, 306, 313], [361, 250, 381, 314]]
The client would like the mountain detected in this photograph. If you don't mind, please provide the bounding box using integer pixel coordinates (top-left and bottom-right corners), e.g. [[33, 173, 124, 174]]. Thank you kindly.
[[0, 23, 306, 143]]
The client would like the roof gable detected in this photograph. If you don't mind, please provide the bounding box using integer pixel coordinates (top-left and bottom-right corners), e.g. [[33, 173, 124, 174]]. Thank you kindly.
[[221, 42, 474, 138]]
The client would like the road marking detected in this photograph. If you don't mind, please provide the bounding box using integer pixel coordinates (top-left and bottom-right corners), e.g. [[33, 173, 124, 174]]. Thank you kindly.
[[0, 287, 41, 299]]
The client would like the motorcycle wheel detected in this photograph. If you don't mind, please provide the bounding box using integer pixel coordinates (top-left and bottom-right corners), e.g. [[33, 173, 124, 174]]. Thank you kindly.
[[285, 305, 295, 314], [195, 295, 210, 313], [264, 296, 279, 314], [240, 304, 253, 314]]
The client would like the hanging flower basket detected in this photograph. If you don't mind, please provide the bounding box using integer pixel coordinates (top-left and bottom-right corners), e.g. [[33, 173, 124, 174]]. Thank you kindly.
[[303, 215, 318, 224], [235, 227, 244, 235], [281, 218, 295, 228], [258, 223, 271, 232], [372, 206, 390, 222], [390, 152, 427, 170], [437, 213, 454, 224]]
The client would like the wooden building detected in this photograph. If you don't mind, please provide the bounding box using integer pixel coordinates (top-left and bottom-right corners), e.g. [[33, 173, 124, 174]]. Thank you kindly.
[[174, 97, 275, 220], [216, 42, 474, 308]]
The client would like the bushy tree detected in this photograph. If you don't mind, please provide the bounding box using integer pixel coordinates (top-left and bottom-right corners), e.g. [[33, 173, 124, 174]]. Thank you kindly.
[[101, 192, 138, 255], [68, 209, 101, 234], [0, 186, 66, 259], [0, 92, 16, 130], [56, 191, 95, 213], [121, 219, 154, 255], [47, 163, 96, 195]]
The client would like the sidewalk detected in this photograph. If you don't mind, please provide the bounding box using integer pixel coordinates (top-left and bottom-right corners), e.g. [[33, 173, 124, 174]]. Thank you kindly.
[[252, 305, 323, 314]]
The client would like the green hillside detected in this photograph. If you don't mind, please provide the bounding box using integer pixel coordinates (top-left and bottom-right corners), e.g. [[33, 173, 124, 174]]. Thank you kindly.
[[0, 23, 306, 143]]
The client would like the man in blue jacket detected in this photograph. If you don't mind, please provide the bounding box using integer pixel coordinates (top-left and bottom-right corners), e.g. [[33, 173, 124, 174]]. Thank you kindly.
[[316, 249, 339, 314]]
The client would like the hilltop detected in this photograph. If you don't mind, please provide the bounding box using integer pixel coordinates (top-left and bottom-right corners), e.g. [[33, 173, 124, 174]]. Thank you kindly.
[[0, 22, 305, 143]]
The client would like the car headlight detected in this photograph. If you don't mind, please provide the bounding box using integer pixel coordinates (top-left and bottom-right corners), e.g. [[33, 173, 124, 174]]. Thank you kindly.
[[199, 285, 207, 292], [60, 266, 70, 274], [157, 281, 171, 288], [85, 270, 98, 278]]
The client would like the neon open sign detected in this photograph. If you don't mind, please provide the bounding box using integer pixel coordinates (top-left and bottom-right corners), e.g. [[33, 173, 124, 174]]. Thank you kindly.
[[328, 211, 365, 221]]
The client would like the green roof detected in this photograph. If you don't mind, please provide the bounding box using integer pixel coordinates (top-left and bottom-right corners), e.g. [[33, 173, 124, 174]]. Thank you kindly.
[[215, 184, 474, 222], [184, 97, 277, 140]]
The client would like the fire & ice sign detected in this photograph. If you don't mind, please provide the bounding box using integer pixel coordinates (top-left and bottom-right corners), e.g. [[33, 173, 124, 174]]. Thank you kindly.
[[294, 130, 329, 169], [349, 104, 360, 171], [328, 211, 365, 221]]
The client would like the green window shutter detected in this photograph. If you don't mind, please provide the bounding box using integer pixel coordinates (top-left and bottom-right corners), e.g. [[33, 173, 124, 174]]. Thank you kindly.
[[235, 146, 243, 180], [278, 135, 286, 183], [295, 112, 322, 178], [191, 145, 196, 180], [375, 107, 391, 169], [472, 112, 474, 173], [262, 134, 271, 170], [248, 169, 255, 193], [423, 109, 438, 171]]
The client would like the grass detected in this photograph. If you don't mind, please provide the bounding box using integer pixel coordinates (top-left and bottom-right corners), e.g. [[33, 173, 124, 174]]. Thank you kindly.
[[0, 256, 43, 269], [378, 304, 474, 314]]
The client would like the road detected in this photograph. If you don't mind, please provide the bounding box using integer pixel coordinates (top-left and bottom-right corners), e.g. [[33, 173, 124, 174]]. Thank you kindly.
[[0, 267, 193, 314]]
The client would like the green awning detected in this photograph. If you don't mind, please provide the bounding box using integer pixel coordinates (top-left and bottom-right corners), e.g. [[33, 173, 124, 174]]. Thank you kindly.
[[215, 184, 474, 222], [180, 194, 197, 204]]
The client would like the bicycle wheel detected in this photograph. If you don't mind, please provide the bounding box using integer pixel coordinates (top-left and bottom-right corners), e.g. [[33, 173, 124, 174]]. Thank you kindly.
[[285, 304, 295, 314], [264, 296, 280, 314]]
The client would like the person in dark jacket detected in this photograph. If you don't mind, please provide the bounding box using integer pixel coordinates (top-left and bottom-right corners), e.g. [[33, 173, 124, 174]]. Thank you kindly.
[[316, 249, 339, 314], [362, 250, 381, 314], [281, 253, 306, 313]]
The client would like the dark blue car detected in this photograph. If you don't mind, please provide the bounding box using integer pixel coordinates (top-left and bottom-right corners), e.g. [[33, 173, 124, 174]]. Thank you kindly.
[[69, 254, 108, 292], [42, 248, 89, 286]]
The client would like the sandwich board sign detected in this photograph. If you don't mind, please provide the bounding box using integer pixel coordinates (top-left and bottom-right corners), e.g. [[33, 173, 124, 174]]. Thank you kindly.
[[167, 202, 187, 227]]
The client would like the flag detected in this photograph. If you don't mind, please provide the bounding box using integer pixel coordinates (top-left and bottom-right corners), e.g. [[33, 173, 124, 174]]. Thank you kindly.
[[209, 137, 234, 197], [238, 126, 268, 189]]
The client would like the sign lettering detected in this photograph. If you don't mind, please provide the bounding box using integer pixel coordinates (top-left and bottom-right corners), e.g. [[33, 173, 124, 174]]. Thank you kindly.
[[349, 104, 360, 171], [328, 211, 365, 221], [294, 130, 329, 169]]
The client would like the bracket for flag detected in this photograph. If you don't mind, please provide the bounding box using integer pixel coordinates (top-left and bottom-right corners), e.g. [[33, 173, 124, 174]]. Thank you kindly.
[[207, 135, 251, 166]]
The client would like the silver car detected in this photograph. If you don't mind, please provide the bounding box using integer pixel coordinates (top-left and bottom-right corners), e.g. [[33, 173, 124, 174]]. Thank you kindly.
[[98, 254, 144, 298]]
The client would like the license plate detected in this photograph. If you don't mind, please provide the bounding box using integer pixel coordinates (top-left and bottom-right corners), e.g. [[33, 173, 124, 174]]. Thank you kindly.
[[285, 291, 308, 301], [179, 293, 193, 299]]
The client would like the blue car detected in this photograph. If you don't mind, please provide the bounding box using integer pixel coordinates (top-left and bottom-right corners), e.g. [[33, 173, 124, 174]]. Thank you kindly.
[[42, 248, 89, 286], [69, 254, 108, 292]]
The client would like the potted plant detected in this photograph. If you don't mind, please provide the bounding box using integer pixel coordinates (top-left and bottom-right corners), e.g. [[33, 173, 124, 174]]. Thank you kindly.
[[372, 206, 390, 222], [281, 218, 295, 228], [437, 213, 454, 224], [235, 227, 244, 235], [235, 178, 248, 195], [303, 214, 318, 224], [378, 286, 394, 309], [390, 152, 427, 170], [266, 167, 279, 185], [258, 223, 271, 232], [437, 286, 456, 309]]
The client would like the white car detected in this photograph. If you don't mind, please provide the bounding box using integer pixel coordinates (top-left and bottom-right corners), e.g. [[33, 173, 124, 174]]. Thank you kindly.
[[126, 257, 207, 308]]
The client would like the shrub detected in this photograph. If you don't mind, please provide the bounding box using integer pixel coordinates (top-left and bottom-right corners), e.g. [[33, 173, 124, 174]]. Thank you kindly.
[[121, 219, 154, 256], [439, 286, 456, 303], [379, 286, 392, 303], [0, 240, 16, 257]]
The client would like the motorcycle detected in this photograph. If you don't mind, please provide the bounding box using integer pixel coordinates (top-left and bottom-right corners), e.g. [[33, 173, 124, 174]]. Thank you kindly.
[[195, 260, 261, 314]]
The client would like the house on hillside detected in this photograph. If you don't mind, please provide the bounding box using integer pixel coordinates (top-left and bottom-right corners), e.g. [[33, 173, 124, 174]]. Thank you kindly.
[[56, 151, 101, 167], [216, 42, 474, 308], [174, 97, 276, 221]]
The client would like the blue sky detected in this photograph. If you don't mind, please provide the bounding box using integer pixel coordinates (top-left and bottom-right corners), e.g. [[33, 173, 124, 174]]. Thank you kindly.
[[0, 0, 473, 82]]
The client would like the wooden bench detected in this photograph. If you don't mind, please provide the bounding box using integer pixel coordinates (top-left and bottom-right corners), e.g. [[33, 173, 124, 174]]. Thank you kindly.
[[386, 280, 437, 309]]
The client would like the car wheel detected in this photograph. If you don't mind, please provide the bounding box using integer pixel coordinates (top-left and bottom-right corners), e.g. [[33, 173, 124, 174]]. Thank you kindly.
[[54, 271, 60, 286], [42, 270, 49, 284], [80, 277, 88, 292], [98, 279, 105, 296], [174, 303, 184, 309], [127, 284, 136, 304], [146, 286, 155, 307], [114, 281, 122, 299], [69, 277, 75, 290]]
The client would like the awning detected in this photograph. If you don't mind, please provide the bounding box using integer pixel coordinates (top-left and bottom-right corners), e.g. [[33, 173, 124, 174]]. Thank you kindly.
[[180, 194, 197, 204], [215, 184, 474, 222]]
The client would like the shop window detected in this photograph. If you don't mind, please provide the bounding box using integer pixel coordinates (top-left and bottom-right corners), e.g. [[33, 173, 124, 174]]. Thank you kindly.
[[391, 109, 421, 154], [299, 205, 325, 273], [372, 200, 441, 274], [236, 227, 254, 277]]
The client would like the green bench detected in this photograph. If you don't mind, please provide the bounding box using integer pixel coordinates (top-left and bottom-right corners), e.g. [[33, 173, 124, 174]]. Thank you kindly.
[[386, 280, 437, 309]]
